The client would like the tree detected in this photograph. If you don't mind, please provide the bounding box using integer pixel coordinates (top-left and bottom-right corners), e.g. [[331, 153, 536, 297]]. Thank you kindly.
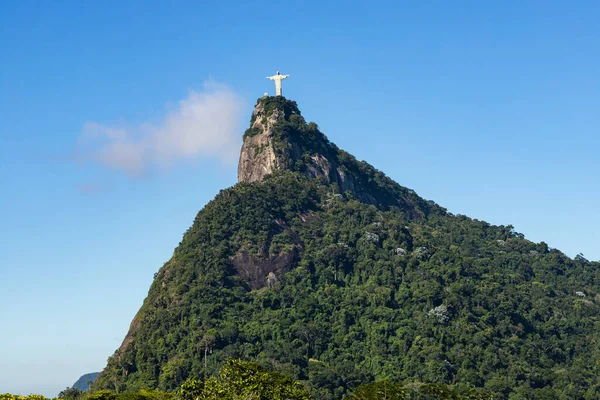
[[348, 382, 496, 400], [346, 381, 409, 399], [57, 388, 84, 400], [88, 390, 117, 400], [178, 359, 311, 400]]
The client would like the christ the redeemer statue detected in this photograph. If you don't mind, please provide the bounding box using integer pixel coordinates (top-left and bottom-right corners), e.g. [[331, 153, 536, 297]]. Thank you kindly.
[[267, 71, 289, 96]]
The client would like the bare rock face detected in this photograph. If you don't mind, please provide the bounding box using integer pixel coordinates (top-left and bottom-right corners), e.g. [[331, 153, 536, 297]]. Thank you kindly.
[[237, 97, 351, 191], [236, 96, 433, 216], [237, 100, 286, 183], [230, 247, 298, 290], [230, 219, 303, 290]]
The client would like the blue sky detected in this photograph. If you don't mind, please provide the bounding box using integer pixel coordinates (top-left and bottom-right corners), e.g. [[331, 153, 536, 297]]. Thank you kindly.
[[1, 0, 599, 396]]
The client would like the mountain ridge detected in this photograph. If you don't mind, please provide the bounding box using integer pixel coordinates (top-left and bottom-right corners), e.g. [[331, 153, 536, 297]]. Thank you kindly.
[[72, 372, 100, 391]]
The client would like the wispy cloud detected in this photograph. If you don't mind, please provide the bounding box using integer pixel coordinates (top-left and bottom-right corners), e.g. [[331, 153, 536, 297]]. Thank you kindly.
[[76, 183, 106, 195], [76, 81, 244, 177]]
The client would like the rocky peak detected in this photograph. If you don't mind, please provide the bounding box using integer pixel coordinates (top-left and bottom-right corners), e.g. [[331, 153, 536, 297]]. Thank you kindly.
[[237, 96, 343, 186], [237, 96, 299, 183], [237, 96, 435, 216]]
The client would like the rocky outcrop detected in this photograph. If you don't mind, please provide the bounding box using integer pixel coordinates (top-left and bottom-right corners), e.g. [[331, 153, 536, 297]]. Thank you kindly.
[[230, 219, 303, 290], [237, 97, 363, 199], [237, 96, 433, 216], [237, 100, 286, 183], [238, 96, 343, 186], [230, 247, 299, 290]]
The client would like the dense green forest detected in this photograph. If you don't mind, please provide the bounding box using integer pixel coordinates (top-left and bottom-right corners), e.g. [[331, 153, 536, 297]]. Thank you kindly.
[[90, 97, 600, 399], [2, 359, 494, 400]]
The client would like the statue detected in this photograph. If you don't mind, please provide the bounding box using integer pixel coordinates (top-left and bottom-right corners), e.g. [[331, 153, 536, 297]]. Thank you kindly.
[[267, 71, 289, 96]]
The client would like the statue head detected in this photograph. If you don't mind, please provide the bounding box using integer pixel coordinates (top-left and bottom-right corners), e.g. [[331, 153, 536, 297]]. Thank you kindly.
[[276, 71, 280, 75]]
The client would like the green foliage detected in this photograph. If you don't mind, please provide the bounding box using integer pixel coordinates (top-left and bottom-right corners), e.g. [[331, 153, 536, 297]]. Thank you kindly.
[[0, 390, 176, 400], [347, 380, 497, 399], [243, 96, 301, 140], [57, 388, 84, 400], [88, 391, 117, 400], [0, 395, 49, 400], [178, 359, 311, 400], [115, 390, 174, 400], [261, 96, 301, 119], [243, 126, 261, 139], [347, 381, 410, 399], [62, 390, 174, 400], [92, 99, 600, 399]]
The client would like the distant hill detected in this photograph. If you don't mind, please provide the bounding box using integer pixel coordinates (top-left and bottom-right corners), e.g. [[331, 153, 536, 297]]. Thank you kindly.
[[93, 96, 600, 399], [72, 372, 100, 391]]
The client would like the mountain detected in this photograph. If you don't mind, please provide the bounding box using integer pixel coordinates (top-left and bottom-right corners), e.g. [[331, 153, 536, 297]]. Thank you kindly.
[[93, 96, 600, 399], [237, 96, 432, 214], [72, 372, 100, 391]]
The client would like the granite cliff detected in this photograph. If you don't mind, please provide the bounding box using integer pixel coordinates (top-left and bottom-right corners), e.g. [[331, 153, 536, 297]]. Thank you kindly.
[[238, 96, 434, 216]]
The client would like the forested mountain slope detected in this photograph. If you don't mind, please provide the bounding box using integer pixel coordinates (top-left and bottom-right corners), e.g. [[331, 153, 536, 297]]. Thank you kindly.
[[94, 97, 600, 399], [72, 373, 100, 391]]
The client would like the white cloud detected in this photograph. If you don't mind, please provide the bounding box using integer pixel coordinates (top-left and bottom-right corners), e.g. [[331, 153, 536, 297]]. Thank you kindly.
[[77, 82, 245, 177]]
